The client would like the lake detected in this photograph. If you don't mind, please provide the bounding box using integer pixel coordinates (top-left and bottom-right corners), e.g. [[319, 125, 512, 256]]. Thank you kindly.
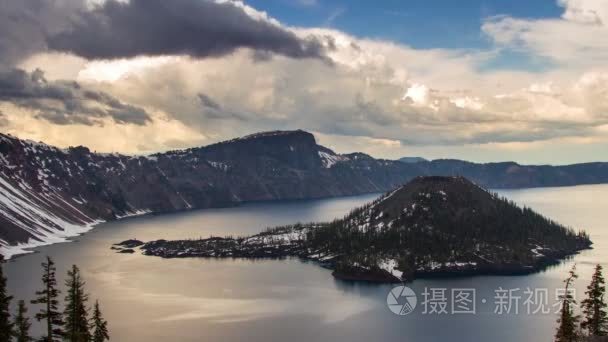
[[5, 184, 608, 342]]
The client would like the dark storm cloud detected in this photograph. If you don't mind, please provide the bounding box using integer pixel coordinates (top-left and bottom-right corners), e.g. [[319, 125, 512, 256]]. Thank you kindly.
[[46, 0, 328, 61], [0, 68, 151, 125], [0, 0, 47, 66], [0, 0, 86, 68]]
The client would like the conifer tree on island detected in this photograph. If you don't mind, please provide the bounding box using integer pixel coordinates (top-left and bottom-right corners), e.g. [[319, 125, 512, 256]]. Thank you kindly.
[[63, 265, 91, 342], [555, 265, 582, 342], [0, 255, 14, 342], [91, 300, 110, 342], [31, 256, 64, 342], [13, 300, 32, 342], [581, 264, 608, 336]]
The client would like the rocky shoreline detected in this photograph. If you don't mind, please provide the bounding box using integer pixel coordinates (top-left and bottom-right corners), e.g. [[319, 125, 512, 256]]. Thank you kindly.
[[114, 176, 592, 284], [114, 236, 590, 283]]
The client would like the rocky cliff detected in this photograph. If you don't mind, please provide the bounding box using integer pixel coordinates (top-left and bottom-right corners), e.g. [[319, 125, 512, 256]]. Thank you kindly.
[[0, 130, 415, 257], [1, 129, 606, 258]]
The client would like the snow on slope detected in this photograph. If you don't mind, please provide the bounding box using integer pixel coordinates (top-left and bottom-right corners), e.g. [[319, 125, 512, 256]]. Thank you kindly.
[[378, 259, 403, 278], [318, 151, 349, 168], [0, 172, 110, 258]]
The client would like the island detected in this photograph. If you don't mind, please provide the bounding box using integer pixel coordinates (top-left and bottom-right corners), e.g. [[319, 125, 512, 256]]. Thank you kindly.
[[120, 176, 592, 283]]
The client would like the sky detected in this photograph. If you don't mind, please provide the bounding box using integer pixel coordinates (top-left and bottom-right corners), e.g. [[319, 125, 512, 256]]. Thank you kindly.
[[1, 0, 608, 164]]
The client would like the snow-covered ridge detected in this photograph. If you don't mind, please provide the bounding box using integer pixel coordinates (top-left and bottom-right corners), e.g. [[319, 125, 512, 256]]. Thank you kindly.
[[0, 131, 334, 259], [0, 174, 104, 259], [1, 133, 65, 156], [0, 134, 156, 259]]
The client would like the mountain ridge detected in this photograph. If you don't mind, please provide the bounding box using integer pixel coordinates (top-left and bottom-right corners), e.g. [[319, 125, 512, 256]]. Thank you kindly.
[[0, 130, 415, 257], [1, 129, 607, 258]]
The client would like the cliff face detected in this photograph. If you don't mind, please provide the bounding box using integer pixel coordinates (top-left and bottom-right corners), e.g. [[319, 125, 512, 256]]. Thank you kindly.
[[1, 129, 607, 257], [0, 130, 413, 256]]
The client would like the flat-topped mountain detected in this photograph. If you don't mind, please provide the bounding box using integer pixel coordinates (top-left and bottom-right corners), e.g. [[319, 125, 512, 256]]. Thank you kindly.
[[0, 130, 415, 256], [0, 129, 605, 257], [138, 176, 591, 282]]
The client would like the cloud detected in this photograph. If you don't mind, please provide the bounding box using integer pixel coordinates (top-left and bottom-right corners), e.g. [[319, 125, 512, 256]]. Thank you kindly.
[[0, 110, 7, 127], [197, 93, 222, 111], [482, 0, 608, 67], [0, 68, 151, 125], [196, 92, 252, 121], [574, 71, 608, 119], [0, 0, 87, 68], [0, 101, 208, 154], [3, 0, 608, 163], [559, 0, 608, 24], [84, 42, 605, 147], [46, 0, 328, 61]]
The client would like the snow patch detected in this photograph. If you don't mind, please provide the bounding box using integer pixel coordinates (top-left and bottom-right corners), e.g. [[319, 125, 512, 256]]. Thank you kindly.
[[0, 174, 105, 259], [208, 161, 229, 171], [115, 208, 152, 219], [378, 259, 403, 279], [318, 151, 348, 168]]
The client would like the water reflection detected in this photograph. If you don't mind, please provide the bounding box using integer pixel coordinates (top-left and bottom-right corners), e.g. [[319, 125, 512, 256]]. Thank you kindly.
[[4, 185, 607, 341]]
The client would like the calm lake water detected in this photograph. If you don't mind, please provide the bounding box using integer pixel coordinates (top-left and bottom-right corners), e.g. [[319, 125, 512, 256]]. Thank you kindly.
[[5, 184, 608, 342]]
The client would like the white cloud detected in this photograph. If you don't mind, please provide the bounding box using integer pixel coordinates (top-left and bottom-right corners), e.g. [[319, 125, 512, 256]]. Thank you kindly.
[[559, 0, 608, 24], [78, 57, 177, 82], [483, 0, 608, 67], [526, 82, 557, 95], [214, 0, 282, 26], [450, 96, 484, 111], [403, 84, 430, 106]]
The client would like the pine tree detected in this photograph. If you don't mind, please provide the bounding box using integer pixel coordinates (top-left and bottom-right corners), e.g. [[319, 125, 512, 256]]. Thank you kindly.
[[63, 265, 91, 342], [31, 256, 64, 342], [555, 265, 582, 342], [581, 264, 608, 336], [0, 255, 14, 342], [91, 300, 109, 342], [13, 300, 32, 342]]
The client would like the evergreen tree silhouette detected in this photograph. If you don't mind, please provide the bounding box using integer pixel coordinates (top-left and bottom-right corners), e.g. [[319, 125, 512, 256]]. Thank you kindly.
[[63, 265, 91, 342], [91, 300, 109, 342], [555, 265, 582, 342], [581, 264, 607, 336], [13, 300, 32, 342], [0, 255, 14, 342], [31, 257, 64, 342]]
